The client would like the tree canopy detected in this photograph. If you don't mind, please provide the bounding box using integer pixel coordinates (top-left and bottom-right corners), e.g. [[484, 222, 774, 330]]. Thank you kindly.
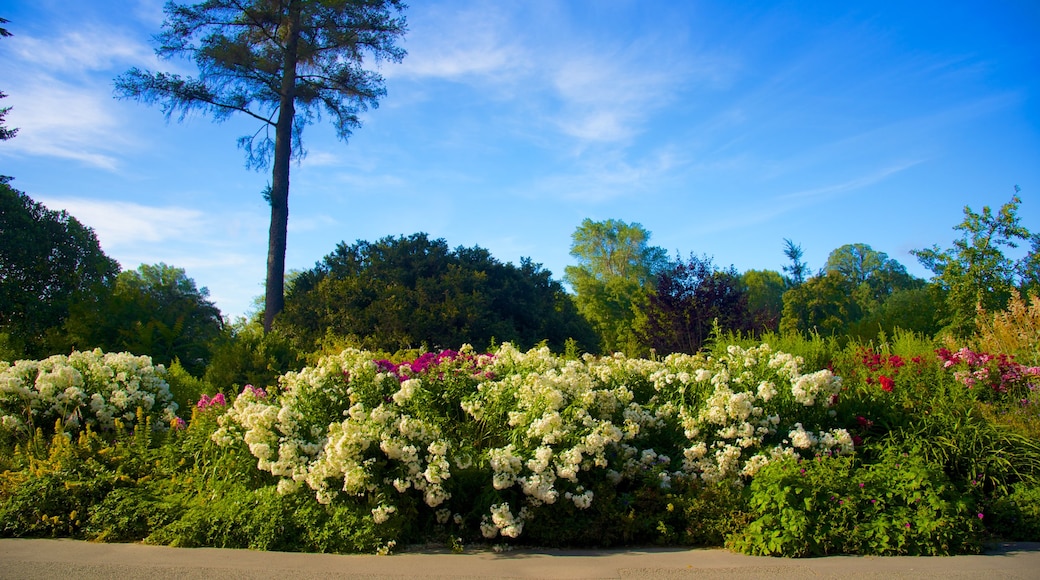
[[63, 263, 224, 376], [781, 244, 924, 338], [277, 233, 597, 354], [115, 0, 407, 332], [0, 180, 119, 357], [564, 218, 668, 355], [912, 193, 1039, 336], [639, 254, 751, 355]]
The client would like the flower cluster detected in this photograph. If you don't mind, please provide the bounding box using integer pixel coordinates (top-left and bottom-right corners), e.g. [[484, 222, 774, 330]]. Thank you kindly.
[[214, 349, 455, 511], [197, 393, 227, 409], [937, 347, 1040, 400], [857, 347, 915, 393], [0, 349, 178, 435], [214, 342, 855, 539]]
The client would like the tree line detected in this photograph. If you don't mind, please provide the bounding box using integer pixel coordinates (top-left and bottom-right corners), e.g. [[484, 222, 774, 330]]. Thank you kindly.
[[3, 170, 1037, 394]]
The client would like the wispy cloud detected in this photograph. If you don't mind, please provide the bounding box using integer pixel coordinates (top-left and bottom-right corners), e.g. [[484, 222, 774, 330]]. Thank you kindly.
[[0, 24, 161, 169], [34, 198, 209, 248], [10, 28, 153, 72], [779, 159, 926, 202], [33, 196, 269, 317], [2, 80, 132, 169], [388, 3, 527, 82]]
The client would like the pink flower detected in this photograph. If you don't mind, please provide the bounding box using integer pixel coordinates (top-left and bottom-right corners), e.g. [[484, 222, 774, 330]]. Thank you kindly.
[[242, 384, 267, 398]]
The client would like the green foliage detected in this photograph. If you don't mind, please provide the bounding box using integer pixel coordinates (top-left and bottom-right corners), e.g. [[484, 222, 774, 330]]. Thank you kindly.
[[0, 180, 119, 358], [63, 263, 224, 377], [565, 218, 668, 355], [204, 321, 304, 395], [3, 331, 1038, 556], [165, 359, 209, 414], [781, 245, 924, 339], [741, 269, 786, 333], [880, 401, 1040, 495], [781, 238, 808, 287], [729, 452, 981, 557], [986, 481, 1040, 541], [278, 234, 596, 355], [913, 194, 1039, 337], [0, 416, 162, 538]]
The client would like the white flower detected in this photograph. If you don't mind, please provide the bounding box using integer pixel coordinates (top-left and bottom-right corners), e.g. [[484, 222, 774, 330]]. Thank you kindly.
[[372, 504, 396, 524]]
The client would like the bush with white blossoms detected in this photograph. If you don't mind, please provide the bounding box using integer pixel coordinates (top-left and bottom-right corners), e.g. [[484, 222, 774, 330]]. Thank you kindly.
[[214, 342, 855, 541], [0, 349, 179, 435]]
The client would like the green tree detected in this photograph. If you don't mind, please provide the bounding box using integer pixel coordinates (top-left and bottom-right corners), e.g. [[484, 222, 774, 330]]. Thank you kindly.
[[781, 238, 809, 287], [278, 234, 597, 354], [779, 271, 861, 337], [64, 263, 224, 376], [741, 269, 786, 333], [115, 0, 407, 333], [0, 179, 119, 357], [823, 243, 922, 310], [204, 320, 304, 395], [781, 244, 926, 339], [912, 194, 1038, 336], [564, 219, 668, 355]]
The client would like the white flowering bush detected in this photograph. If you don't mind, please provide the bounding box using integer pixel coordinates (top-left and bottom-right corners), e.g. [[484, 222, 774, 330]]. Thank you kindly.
[[213, 342, 854, 543], [0, 349, 179, 436]]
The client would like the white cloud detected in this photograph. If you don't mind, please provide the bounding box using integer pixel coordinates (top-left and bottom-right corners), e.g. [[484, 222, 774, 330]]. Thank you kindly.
[[780, 159, 926, 202], [33, 197, 270, 318], [387, 3, 527, 81], [34, 198, 208, 248], [532, 147, 681, 203], [8, 27, 154, 72], [1, 79, 132, 169]]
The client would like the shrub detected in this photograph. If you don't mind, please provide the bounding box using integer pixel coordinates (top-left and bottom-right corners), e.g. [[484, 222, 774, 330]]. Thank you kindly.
[[986, 481, 1040, 541], [212, 342, 855, 547], [729, 451, 981, 557]]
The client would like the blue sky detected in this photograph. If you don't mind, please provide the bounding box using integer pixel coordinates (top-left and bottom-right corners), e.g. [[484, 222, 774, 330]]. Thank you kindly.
[[1, 0, 1038, 321]]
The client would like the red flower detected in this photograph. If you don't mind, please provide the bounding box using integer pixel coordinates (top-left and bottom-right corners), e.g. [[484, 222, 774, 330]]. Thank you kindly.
[[878, 375, 895, 392]]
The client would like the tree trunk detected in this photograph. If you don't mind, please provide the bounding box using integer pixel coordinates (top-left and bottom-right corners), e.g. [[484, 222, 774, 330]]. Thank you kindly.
[[263, 3, 301, 334]]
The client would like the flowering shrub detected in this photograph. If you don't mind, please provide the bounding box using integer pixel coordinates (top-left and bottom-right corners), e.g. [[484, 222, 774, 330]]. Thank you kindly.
[[214, 342, 855, 541], [0, 349, 179, 436], [937, 347, 1040, 402]]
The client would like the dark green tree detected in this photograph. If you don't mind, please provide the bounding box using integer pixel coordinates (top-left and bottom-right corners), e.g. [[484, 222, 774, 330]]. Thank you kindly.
[[564, 218, 668, 355], [741, 269, 786, 333], [781, 238, 809, 287], [63, 263, 224, 375], [278, 234, 597, 354], [639, 254, 751, 355], [0, 180, 119, 357], [115, 0, 407, 333], [912, 193, 1038, 336]]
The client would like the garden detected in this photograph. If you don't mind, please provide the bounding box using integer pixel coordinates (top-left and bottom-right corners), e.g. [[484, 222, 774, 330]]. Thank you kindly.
[[2, 321, 1039, 557]]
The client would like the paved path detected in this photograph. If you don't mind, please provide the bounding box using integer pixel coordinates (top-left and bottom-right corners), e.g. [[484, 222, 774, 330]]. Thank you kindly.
[[2, 539, 1039, 579]]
